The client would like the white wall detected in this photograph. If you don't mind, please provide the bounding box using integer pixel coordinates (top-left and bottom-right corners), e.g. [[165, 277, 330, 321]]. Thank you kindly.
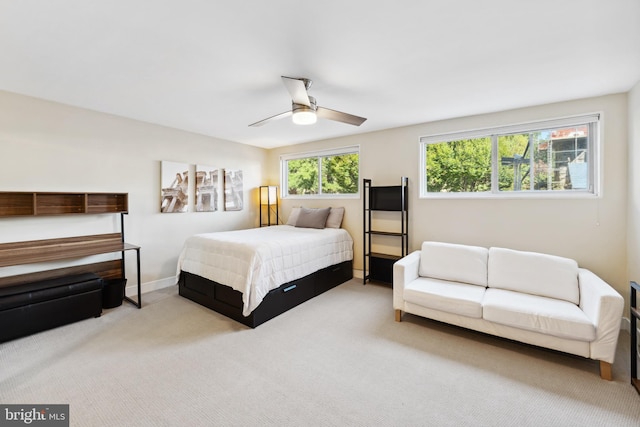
[[1, 89, 633, 307], [268, 94, 630, 302], [0, 90, 267, 293], [628, 80, 640, 292]]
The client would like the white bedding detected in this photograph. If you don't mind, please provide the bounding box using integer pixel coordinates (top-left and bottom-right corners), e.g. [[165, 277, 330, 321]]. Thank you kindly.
[[176, 225, 353, 316]]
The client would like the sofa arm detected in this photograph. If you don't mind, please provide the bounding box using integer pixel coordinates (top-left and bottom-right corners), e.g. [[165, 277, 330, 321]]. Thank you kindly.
[[578, 268, 624, 363], [393, 250, 421, 310]]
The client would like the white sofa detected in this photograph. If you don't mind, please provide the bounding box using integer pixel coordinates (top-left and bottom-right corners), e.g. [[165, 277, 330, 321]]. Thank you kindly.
[[393, 241, 624, 379]]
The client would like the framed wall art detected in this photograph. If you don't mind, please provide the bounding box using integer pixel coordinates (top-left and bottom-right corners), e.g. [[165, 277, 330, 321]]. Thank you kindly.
[[223, 169, 243, 211], [195, 165, 219, 212], [161, 161, 189, 213]]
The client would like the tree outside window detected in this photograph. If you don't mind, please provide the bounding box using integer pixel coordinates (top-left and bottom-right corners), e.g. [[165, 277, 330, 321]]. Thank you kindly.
[[422, 117, 597, 197], [282, 147, 359, 197]]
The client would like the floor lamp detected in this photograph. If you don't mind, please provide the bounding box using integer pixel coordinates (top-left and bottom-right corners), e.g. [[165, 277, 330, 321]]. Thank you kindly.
[[259, 185, 278, 226]]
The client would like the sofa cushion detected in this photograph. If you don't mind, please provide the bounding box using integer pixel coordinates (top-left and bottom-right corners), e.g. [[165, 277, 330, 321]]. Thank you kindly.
[[404, 277, 486, 318], [487, 247, 579, 305], [483, 288, 595, 341], [419, 242, 488, 287]]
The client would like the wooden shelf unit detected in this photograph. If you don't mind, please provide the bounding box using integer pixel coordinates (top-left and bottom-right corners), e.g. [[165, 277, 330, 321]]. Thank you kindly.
[[0, 192, 141, 308], [0, 234, 138, 268], [0, 191, 128, 217]]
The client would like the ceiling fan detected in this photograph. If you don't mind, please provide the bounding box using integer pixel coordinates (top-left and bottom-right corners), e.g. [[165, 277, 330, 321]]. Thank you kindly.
[[249, 76, 367, 127]]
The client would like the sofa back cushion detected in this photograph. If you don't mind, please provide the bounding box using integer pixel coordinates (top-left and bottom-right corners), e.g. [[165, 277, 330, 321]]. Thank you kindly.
[[419, 242, 488, 287], [487, 247, 579, 304]]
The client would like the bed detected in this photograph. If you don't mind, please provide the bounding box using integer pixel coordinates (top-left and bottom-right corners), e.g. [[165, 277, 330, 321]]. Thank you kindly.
[[176, 223, 354, 327]]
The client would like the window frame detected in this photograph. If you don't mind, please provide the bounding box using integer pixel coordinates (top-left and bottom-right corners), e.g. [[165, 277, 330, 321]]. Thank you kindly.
[[280, 145, 361, 199], [419, 114, 601, 199]]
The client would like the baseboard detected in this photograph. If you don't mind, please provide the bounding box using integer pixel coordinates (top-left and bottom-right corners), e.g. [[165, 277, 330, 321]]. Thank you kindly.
[[125, 275, 176, 297]]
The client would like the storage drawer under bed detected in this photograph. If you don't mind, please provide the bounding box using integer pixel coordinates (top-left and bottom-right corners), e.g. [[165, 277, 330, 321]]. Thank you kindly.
[[316, 261, 353, 294], [178, 273, 314, 311], [178, 260, 353, 328]]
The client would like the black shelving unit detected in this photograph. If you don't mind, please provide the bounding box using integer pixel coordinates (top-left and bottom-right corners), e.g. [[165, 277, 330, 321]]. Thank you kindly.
[[631, 281, 640, 394], [363, 177, 408, 285]]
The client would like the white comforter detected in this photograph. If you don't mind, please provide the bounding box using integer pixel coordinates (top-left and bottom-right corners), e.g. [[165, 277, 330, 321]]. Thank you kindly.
[[176, 225, 353, 316]]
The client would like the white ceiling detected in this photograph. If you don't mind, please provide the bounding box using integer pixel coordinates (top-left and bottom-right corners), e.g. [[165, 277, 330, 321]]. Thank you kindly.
[[1, 1, 639, 149]]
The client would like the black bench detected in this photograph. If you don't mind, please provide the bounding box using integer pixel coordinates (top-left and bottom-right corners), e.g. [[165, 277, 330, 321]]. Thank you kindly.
[[0, 273, 103, 343]]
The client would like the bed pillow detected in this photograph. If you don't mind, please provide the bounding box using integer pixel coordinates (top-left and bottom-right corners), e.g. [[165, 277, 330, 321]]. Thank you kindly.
[[287, 207, 301, 226], [325, 207, 345, 228], [295, 207, 331, 229]]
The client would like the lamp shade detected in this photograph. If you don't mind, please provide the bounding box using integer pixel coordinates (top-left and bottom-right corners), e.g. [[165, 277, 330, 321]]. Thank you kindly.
[[259, 185, 278, 227], [260, 185, 277, 205]]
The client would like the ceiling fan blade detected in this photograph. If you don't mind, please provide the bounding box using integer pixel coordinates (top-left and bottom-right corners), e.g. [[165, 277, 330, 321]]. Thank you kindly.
[[248, 110, 292, 127], [316, 106, 367, 126], [281, 76, 311, 106]]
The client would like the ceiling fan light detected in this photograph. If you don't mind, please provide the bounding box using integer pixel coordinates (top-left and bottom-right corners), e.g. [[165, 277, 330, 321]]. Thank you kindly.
[[292, 110, 317, 125]]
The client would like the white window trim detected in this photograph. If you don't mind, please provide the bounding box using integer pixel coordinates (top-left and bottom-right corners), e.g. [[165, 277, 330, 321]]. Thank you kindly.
[[419, 114, 602, 199], [280, 145, 361, 199]]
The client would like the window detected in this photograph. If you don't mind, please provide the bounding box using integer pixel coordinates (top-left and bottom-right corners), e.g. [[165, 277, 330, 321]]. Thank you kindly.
[[281, 146, 360, 198], [420, 114, 600, 197]]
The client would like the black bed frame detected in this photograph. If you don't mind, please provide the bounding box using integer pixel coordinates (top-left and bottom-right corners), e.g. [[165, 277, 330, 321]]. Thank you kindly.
[[178, 260, 353, 328]]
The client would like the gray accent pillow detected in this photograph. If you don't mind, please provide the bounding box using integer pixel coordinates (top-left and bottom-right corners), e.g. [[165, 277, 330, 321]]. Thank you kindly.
[[295, 207, 331, 229], [325, 207, 345, 228], [286, 207, 301, 226]]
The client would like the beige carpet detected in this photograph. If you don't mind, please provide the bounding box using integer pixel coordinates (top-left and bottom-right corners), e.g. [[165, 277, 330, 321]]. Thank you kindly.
[[1, 280, 638, 426]]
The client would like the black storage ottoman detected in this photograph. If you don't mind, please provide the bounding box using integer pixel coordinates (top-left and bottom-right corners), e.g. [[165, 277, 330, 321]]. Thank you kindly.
[[0, 273, 103, 343]]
